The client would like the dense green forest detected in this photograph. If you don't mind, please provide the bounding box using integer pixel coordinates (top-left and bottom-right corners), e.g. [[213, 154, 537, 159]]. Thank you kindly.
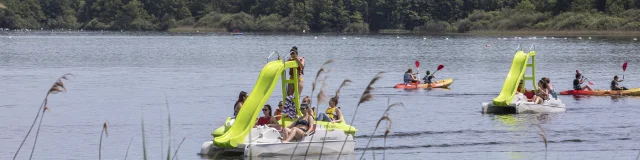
[[0, 0, 639, 33]]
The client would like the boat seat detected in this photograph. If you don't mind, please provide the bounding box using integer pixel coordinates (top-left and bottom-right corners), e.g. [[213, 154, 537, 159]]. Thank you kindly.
[[524, 90, 535, 99]]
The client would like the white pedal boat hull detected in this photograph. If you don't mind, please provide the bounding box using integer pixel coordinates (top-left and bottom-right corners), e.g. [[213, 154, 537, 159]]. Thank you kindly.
[[482, 99, 566, 114], [201, 125, 355, 157]]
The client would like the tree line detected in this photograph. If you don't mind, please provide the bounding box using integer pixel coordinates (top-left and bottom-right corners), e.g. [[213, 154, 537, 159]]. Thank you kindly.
[[0, 0, 639, 33]]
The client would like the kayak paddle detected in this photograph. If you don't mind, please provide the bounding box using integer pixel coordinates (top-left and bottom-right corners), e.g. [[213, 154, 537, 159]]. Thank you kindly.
[[431, 65, 445, 75], [622, 61, 627, 88], [622, 62, 627, 79], [415, 60, 420, 81], [576, 70, 594, 85]]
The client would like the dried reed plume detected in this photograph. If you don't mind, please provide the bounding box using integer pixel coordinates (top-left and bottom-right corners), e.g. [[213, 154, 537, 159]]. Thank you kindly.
[[361, 97, 403, 159], [536, 123, 548, 160], [99, 121, 109, 160], [310, 60, 334, 108], [335, 79, 352, 99], [13, 73, 73, 160], [316, 78, 329, 109], [375, 116, 392, 160], [0, 3, 6, 9], [338, 72, 385, 158]]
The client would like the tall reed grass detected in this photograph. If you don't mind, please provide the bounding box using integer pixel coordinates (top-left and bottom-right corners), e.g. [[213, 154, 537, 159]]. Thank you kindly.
[[360, 97, 403, 159], [536, 123, 548, 160], [337, 72, 385, 158], [295, 60, 332, 159], [316, 79, 351, 159], [137, 96, 184, 160], [124, 137, 134, 160], [13, 73, 73, 160], [99, 121, 109, 160]]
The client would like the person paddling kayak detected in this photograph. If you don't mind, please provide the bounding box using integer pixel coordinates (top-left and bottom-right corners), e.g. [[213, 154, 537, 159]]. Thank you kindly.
[[574, 73, 593, 91], [422, 70, 435, 85], [611, 75, 628, 90], [403, 68, 419, 84]]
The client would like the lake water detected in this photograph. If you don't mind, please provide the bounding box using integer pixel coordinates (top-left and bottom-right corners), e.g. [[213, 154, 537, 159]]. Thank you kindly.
[[1, 32, 639, 160]]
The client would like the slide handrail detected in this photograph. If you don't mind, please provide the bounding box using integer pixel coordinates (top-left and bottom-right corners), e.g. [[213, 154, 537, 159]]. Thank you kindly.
[[267, 51, 280, 62], [529, 45, 535, 52]]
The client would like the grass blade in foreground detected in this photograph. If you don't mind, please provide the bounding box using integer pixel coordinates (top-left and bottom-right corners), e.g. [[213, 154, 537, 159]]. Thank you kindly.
[[124, 137, 134, 160], [361, 100, 403, 159], [171, 137, 186, 160], [536, 123, 548, 160], [338, 72, 384, 159], [29, 107, 48, 160], [141, 110, 147, 160], [13, 100, 44, 160], [165, 95, 172, 160]]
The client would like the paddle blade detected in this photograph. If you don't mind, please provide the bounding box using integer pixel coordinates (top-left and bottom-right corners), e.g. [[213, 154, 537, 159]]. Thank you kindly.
[[623, 62, 628, 71], [437, 65, 444, 70], [588, 81, 594, 85], [415, 60, 420, 68]]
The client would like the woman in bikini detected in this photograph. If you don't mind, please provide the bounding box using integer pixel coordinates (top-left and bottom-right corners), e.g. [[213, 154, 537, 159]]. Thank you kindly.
[[279, 46, 305, 96], [281, 103, 314, 142], [534, 80, 549, 104], [233, 91, 248, 116]]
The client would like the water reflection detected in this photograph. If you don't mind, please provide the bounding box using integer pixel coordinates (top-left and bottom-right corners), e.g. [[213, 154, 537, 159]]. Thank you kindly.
[[489, 114, 555, 160], [492, 114, 556, 126], [571, 95, 590, 100], [201, 153, 356, 160], [610, 95, 621, 102]]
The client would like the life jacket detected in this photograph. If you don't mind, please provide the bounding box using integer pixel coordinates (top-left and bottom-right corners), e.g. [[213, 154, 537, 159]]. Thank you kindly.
[[274, 109, 282, 121], [325, 107, 337, 119], [403, 73, 412, 84]]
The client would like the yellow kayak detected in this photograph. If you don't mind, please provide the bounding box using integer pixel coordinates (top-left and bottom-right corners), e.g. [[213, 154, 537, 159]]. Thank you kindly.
[[394, 78, 453, 89]]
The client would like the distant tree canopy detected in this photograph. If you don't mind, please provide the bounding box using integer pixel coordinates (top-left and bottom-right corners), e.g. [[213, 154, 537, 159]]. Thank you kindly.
[[0, 0, 640, 32]]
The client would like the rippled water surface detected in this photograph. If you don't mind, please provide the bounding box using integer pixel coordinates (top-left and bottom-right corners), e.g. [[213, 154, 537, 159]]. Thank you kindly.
[[1, 32, 639, 160]]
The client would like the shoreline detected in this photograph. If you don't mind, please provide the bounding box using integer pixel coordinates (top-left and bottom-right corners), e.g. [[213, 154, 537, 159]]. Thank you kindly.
[[167, 27, 640, 37], [463, 30, 640, 37], [3, 28, 640, 37]]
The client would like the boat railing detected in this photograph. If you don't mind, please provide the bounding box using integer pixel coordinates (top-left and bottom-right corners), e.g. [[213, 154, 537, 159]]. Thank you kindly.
[[267, 51, 282, 63], [529, 45, 535, 52]]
